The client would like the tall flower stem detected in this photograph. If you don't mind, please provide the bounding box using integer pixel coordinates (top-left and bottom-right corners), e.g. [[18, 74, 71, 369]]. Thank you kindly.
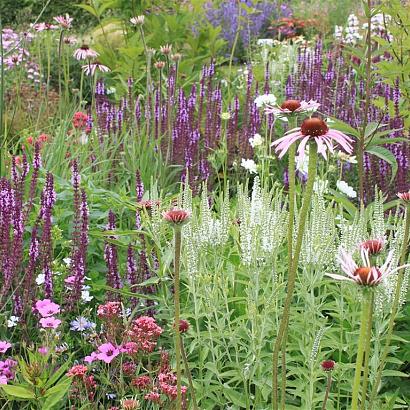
[[360, 291, 374, 410], [321, 372, 333, 410], [369, 205, 410, 406], [173, 228, 183, 409], [358, 0, 372, 203], [272, 143, 318, 410], [351, 291, 373, 410]]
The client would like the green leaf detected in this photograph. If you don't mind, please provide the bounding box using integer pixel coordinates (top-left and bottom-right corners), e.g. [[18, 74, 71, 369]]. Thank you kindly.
[[0, 385, 35, 399], [382, 370, 409, 378], [364, 121, 382, 139], [327, 118, 360, 138], [42, 378, 71, 410], [44, 356, 73, 389], [366, 146, 398, 183], [75, 4, 99, 18]]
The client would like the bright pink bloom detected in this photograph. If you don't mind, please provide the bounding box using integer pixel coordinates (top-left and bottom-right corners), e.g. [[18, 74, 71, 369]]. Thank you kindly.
[[162, 209, 191, 226], [0, 376, 7, 384], [327, 248, 410, 286], [127, 316, 163, 352], [271, 117, 353, 161], [72, 112, 88, 129], [145, 390, 161, 402], [84, 351, 98, 364], [39, 316, 61, 329], [97, 301, 122, 319], [121, 342, 138, 355], [0, 342, 11, 354], [96, 343, 120, 364], [35, 299, 60, 317]]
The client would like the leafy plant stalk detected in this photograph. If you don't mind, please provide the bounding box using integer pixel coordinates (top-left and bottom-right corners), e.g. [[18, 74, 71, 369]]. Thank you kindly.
[[369, 204, 410, 406], [272, 143, 318, 410]]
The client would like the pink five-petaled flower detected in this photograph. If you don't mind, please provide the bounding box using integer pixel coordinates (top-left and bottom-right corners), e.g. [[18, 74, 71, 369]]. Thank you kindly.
[[162, 208, 191, 226], [321, 360, 335, 372], [0, 375, 7, 384], [40, 317, 61, 329], [0, 342, 11, 354], [35, 299, 60, 317], [397, 191, 410, 203], [73, 45, 99, 60], [265, 99, 320, 116], [326, 248, 409, 286], [359, 239, 384, 255], [271, 117, 354, 161], [96, 343, 120, 364]]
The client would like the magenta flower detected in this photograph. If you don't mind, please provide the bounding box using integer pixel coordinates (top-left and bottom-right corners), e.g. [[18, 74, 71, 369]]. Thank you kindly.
[[39, 316, 61, 329], [73, 45, 99, 60], [326, 248, 409, 286], [162, 209, 191, 226], [84, 352, 98, 364], [266, 99, 320, 116], [271, 117, 353, 161], [82, 61, 110, 76], [0, 375, 7, 384], [0, 342, 11, 354], [96, 343, 120, 364], [35, 299, 60, 317]]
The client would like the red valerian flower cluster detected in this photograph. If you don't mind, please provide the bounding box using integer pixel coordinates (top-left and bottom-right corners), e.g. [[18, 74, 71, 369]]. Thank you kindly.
[[127, 316, 163, 353]]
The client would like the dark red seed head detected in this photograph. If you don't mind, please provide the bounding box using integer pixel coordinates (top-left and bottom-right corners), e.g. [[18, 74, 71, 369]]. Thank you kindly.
[[300, 118, 329, 137], [280, 99, 301, 112]]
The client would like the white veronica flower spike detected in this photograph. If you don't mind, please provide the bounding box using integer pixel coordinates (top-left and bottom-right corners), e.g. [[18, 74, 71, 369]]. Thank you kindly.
[[326, 248, 409, 286]]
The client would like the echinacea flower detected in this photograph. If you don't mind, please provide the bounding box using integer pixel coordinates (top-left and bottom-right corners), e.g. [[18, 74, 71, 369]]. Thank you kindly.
[[397, 191, 410, 203], [130, 15, 145, 25], [73, 45, 99, 60], [359, 239, 384, 255], [39, 316, 61, 329], [272, 117, 353, 161], [265, 99, 320, 116], [96, 343, 120, 364], [321, 360, 335, 372], [326, 248, 409, 286], [82, 61, 110, 76], [162, 209, 191, 226], [0, 342, 11, 354], [160, 44, 172, 55], [121, 399, 140, 410], [53, 14, 73, 29]]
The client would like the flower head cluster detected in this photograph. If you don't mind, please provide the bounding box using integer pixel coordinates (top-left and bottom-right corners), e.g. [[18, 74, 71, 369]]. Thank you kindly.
[[67, 364, 88, 378], [97, 301, 122, 319], [72, 112, 88, 129], [126, 316, 163, 352], [73, 45, 99, 61], [266, 99, 320, 117], [53, 14, 73, 30], [321, 360, 335, 372], [34, 299, 61, 329], [158, 371, 187, 399], [162, 209, 191, 226]]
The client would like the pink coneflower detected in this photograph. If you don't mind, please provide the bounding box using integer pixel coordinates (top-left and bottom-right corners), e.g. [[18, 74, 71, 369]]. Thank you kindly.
[[32, 23, 58, 32], [82, 61, 110, 76], [0, 341, 11, 354], [73, 45, 99, 60], [359, 239, 384, 255], [397, 191, 410, 203], [162, 209, 191, 226], [96, 343, 120, 364], [326, 248, 409, 286], [321, 360, 335, 372], [53, 14, 73, 29], [39, 316, 61, 329], [272, 117, 353, 161], [130, 16, 145, 25], [64, 36, 77, 45], [266, 99, 320, 116], [121, 399, 140, 410]]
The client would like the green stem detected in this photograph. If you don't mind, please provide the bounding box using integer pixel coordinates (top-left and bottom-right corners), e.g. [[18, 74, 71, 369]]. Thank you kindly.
[[181, 337, 199, 410], [272, 143, 318, 410], [351, 291, 373, 410], [174, 229, 182, 409], [322, 372, 333, 410], [360, 292, 374, 410], [369, 205, 410, 406]]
